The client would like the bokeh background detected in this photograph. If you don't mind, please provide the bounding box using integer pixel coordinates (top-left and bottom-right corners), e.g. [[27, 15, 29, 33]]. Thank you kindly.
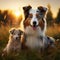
[[0, 0, 60, 60]]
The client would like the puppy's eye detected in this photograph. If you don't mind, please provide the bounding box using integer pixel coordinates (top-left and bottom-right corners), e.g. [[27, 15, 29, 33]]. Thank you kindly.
[[13, 33, 15, 35], [18, 34, 20, 35]]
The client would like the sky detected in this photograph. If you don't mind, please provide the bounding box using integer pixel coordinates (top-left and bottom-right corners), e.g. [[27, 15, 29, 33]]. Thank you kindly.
[[0, 0, 60, 18]]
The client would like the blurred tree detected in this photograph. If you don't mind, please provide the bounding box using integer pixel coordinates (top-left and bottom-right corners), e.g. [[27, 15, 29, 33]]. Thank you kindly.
[[46, 4, 53, 26], [18, 15, 22, 25], [0, 10, 9, 26], [56, 8, 60, 24], [0, 10, 2, 26], [0, 10, 4, 26], [0, 10, 22, 27], [7, 11, 15, 26], [2, 10, 8, 25]]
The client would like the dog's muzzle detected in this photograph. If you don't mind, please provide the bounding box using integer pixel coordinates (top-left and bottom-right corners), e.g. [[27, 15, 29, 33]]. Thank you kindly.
[[33, 21, 37, 27], [31, 21, 38, 30], [15, 36, 20, 40]]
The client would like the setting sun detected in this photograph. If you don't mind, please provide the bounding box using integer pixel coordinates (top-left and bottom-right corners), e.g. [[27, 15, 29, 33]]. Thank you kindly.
[[13, 10, 21, 17], [15, 11, 21, 17]]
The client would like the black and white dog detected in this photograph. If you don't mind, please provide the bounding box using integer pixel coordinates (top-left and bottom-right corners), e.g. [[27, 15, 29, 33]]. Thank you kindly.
[[22, 5, 55, 50]]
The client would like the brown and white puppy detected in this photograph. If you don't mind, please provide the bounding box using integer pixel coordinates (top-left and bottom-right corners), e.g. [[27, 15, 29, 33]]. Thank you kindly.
[[2, 28, 23, 56], [23, 5, 47, 50]]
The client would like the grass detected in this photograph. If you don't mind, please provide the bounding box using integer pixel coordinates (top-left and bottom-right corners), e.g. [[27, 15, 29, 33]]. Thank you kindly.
[[46, 25, 60, 39], [0, 24, 60, 60]]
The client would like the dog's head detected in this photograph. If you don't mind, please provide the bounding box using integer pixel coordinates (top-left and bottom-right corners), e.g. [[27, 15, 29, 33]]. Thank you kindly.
[[23, 5, 47, 30], [9, 28, 23, 40]]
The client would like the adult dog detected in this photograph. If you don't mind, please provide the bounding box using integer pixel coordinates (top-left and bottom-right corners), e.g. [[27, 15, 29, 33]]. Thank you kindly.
[[22, 5, 55, 50]]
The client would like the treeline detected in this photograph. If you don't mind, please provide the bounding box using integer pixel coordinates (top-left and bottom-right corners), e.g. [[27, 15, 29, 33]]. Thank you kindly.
[[0, 10, 22, 27], [0, 5, 60, 27], [46, 4, 60, 26]]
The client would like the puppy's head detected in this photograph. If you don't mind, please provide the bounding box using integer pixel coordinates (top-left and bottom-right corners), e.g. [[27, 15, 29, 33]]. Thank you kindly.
[[9, 28, 23, 40], [23, 5, 47, 30]]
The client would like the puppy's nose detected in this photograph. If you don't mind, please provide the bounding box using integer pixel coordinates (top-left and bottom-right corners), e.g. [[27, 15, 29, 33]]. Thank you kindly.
[[33, 21, 36, 25], [16, 37, 19, 40]]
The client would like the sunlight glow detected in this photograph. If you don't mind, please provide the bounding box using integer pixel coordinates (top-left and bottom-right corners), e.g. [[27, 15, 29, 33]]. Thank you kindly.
[[13, 10, 21, 17], [53, 13, 57, 18]]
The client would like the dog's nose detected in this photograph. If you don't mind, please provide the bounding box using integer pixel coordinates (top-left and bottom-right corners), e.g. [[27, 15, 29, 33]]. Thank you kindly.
[[33, 21, 36, 25], [16, 37, 19, 40]]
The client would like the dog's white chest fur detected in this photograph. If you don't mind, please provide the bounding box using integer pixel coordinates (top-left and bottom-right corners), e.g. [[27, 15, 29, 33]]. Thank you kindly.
[[25, 26, 44, 49], [26, 36, 43, 49]]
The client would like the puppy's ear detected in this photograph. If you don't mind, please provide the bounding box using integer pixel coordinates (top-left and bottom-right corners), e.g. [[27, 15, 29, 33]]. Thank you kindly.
[[18, 30, 23, 35], [9, 28, 15, 34], [23, 5, 32, 19], [38, 6, 47, 17]]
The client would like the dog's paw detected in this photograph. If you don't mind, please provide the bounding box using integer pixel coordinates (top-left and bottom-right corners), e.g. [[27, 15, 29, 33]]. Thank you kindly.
[[2, 51, 7, 57]]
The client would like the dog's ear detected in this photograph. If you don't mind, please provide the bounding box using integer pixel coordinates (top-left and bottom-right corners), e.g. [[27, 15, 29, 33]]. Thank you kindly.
[[18, 30, 23, 35], [38, 6, 47, 17], [38, 6, 47, 12], [23, 5, 32, 19], [23, 5, 32, 12], [9, 28, 15, 34]]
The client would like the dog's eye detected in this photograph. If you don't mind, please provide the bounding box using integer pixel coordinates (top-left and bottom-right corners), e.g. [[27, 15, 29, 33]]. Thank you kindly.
[[37, 11, 39, 12], [13, 33, 15, 35], [18, 33, 20, 35], [39, 12, 43, 15], [36, 14, 40, 19], [28, 14, 33, 18], [28, 15, 32, 18]]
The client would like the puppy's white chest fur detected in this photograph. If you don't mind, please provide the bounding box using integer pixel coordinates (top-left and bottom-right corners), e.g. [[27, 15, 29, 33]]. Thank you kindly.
[[25, 26, 44, 49]]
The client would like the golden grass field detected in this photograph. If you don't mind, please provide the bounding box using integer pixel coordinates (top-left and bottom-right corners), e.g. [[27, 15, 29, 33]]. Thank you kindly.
[[0, 24, 60, 60]]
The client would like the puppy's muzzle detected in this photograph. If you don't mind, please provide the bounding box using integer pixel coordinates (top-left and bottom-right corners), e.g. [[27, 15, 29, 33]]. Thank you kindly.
[[16, 37, 20, 40]]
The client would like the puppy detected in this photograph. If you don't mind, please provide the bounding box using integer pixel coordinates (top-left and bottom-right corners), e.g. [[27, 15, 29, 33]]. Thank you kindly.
[[2, 28, 23, 56]]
